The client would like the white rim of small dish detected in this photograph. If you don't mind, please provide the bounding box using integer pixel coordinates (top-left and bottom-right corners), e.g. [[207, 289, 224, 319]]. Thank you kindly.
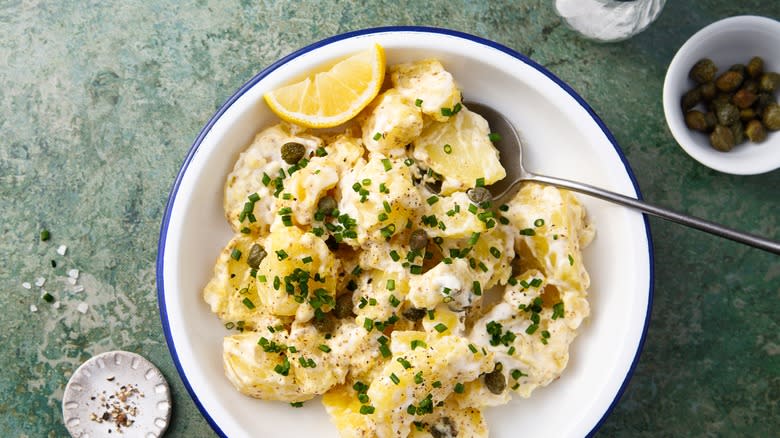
[[157, 26, 654, 438], [663, 15, 780, 175]]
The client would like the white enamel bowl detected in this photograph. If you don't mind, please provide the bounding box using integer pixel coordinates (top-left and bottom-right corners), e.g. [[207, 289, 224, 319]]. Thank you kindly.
[[157, 27, 653, 438], [663, 15, 780, 175]]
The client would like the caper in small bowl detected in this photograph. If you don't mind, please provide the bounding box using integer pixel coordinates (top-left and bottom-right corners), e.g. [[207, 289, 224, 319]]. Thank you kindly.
[[663, 15, 780, 175]]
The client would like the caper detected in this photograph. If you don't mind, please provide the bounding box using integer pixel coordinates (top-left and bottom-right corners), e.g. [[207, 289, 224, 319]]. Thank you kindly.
[[730, 120, 745, 145], [680, 88, 701, 111], [689, 58, 717, 84], [745, 120, 767, 143], [762, 103, 780, 130], [333, 293, 355, 319], [401, 307, 427, 321], [280, 141, 306, 164], [732, 89, 758, 109], [684, 111, 708, 132], [709, 125, 735, 152], [714, 102, 739, 126], [467, 186, 492, 204], [715, 71, 744, 92], [312, 313, 335, 334], [430, 417, 458, 438], [700, 82, 717, 101], [247, 244, 267, 269], [483, 365, 506, 394], [746, 56, 764, 78], [758, 72, 780, 93], [317, 195, 337, 216], [409, 229, 428, 251]]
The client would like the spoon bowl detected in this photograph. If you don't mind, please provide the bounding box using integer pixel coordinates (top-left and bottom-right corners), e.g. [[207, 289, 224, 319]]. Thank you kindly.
[[468, 101, 780, 254]]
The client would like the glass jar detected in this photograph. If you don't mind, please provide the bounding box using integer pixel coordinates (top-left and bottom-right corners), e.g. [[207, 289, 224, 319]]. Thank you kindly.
[[554, 0, 666, 42]]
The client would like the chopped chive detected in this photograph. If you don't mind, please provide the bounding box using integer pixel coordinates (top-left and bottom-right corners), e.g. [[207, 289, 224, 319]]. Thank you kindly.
[[507, 346, 516, 355], [389, 250, 400, 261], [382, 158, 392, 171], [397, 357, 412, 369], [475, 177, 485, 187], [362, 178, 372, 186], [404, 158, 414, 166], [379, 182, 389, 193], [454, 382, 465, 393], [383, 200, 392, 213], [427, 309, 435, 320], [411, 339, 427, 350], [378, 212, 388, 221], [488, 132, 502, 142], [230, 248, 242, 261], [415, 98, 423, 107], [318, 344, 331, 353], [315, 147, 328, 157], [414, 371, 424, 384], [526, 324, 538, 335], [281, 215, 293, 226], [426, 195, 439, 206], [469, 232, 480, 245], [390, 373, 400, 385], [261, 172, 271, 186], [373, 132, 382, 141], [468, 204, 478, 214], [473, 281, 482, 296], [363, 318, 374, 332], [409, 265, 422, 275], [275, 249, 288, 260], [433, 323, 447, 333], [519, 228, 535, 236], [530, 278, 542, 288], [240, 227, 251, 234], [248, 192, 260, 202], [379, 343, 391, 358], [389, 294, 400, 307], [499, 204, 509, 212], [568, 254, 575, 266], [511, 369, 525, 380], [301, 256, 313, 264], [452, 102, 462, 114], [534, 218, 545, 227], [359, 405, 375, 415], [552, 302, 565, 320], [441, 107, 453, 117], [387, 280, 396, 291], [352, 182, 362, 192], [468, 343, 478, 353], [443, 144, 452, 154], [290, 402, 303, 407], [257, 275, 267, 283], [489, 247, 501, 258]]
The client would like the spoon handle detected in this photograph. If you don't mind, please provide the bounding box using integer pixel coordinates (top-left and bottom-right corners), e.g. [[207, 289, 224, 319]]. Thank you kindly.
[[525, 173, 780, 255]]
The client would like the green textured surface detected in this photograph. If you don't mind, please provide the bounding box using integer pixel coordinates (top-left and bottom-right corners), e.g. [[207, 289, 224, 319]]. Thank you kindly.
[[1, 1, 778, 437]]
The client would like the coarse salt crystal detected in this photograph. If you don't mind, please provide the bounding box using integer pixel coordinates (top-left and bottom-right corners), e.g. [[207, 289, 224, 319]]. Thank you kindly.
[[67, 277, 77, 285], [77, 302, 89, 314], [53, 301, 61, 309], [73, 285, 85, 293], [57, 245, 67, 256], [22, 282, 31, 289], [30, 304, 38, 312], [68, 269, 79, 279], [35, 277, 46, 287]]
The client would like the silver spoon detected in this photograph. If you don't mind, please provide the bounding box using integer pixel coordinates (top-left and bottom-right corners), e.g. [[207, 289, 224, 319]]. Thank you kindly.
[[467, 101, 780, 255]]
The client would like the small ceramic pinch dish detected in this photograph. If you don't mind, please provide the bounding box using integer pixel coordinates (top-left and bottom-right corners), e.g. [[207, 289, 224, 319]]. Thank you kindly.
[[663, 15, 780, 175]]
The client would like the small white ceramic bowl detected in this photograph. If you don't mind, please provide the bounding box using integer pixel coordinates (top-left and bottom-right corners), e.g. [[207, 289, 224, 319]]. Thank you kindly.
[[663, 15, 780, 175], [158, 27, 653, 438]]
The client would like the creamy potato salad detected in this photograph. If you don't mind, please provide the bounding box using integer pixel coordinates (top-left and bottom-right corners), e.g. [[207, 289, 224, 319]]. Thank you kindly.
[[204, 58, 594, 437]]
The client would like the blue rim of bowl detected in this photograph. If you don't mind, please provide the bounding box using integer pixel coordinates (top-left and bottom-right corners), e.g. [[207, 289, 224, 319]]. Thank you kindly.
[[156, 25, 654, 438]]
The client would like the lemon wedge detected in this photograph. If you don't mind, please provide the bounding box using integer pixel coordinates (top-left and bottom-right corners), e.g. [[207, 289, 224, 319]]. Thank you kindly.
[[264, 43, 386, 128]]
